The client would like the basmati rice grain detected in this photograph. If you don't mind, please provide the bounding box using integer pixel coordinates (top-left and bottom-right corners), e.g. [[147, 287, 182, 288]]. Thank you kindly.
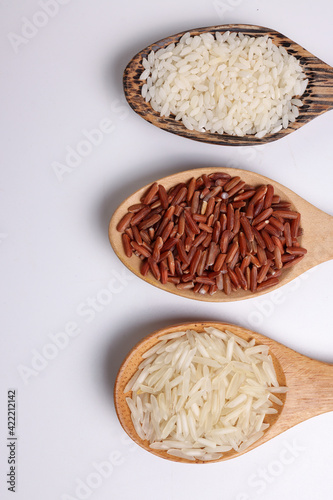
[[125, 328, 286, 461]]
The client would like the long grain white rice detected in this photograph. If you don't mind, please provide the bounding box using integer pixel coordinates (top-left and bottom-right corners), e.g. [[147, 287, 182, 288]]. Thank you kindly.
[[140, 32, 308, 137], [124, 328, 287, 461]]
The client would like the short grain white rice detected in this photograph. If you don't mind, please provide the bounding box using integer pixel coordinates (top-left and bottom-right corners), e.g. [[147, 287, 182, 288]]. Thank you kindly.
[[140, 32, 308, 137]]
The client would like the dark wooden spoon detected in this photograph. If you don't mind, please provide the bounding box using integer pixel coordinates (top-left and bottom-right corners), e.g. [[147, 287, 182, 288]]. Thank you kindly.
[[123, 24, 333, 146]]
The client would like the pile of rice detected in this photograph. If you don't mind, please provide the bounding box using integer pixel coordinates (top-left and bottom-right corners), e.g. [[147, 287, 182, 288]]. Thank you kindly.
[[140, 32, 308, 138], [124, 327, 287, 461]]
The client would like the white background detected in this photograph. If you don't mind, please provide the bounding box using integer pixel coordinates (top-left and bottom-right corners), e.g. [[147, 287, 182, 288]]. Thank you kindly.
[[1, 0, 333, 499]]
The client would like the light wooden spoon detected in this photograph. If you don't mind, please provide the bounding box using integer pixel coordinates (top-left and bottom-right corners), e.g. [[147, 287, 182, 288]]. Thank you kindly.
[[108, 167, 333, 302], [114, 321, 333, 464], [124, 24, 333, 146]]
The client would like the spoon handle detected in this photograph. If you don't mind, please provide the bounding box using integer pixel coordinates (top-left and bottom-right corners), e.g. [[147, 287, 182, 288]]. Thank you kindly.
[[297, 192, 333, 268], [308, 209, 333, 265], [312, 62, 333, 110], [279, 348, 333, 431]]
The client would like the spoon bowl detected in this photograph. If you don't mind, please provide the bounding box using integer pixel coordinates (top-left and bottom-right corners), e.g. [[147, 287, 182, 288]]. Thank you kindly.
[[124, 24, 333, 146], [114, 321, 333, 463], [109, 167, 333, 302]]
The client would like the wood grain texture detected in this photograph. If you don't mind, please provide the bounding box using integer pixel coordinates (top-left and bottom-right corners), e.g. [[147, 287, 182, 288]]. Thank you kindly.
[[114, 321, 333, 464], [108, 167, 333, 303], [123, 24, 333, 146]]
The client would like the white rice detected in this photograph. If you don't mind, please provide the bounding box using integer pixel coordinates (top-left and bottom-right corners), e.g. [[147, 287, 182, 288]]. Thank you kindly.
[[124, 327, 287, 461], [140, 32, 308, 137]]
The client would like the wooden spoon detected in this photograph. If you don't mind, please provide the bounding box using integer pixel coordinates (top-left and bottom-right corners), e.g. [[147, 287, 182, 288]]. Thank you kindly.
[[124, 24, 333, 146], [114, 321, 333, 464], [108, 167, 333, 302]]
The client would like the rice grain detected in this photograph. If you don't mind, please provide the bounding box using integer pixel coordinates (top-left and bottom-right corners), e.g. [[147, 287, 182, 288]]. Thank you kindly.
[[124, 328, 287, 461]]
